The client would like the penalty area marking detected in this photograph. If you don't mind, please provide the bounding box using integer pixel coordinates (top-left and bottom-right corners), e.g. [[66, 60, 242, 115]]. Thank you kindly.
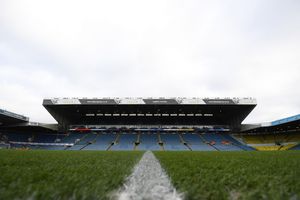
[[116, 151, 183, 200]]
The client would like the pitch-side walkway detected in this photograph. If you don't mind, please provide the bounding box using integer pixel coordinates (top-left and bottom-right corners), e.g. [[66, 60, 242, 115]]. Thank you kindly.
[[116, 151, 183, 200]]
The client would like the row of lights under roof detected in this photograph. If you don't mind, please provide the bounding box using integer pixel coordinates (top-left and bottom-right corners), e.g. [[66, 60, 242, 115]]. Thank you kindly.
[[85, 113, 214, 117], [53, 97, 254, 99]]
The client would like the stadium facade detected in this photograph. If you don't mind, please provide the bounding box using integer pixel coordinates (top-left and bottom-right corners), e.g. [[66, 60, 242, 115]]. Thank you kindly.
[[0, 97, 300, 151], [43, 97, 257, 131]]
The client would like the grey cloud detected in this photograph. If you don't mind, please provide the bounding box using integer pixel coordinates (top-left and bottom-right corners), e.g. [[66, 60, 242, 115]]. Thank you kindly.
[[0, 0, 299, 123]]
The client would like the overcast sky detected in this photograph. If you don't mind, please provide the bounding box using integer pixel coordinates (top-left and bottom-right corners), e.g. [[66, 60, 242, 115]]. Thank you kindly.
[[0, 0, 299, 124]]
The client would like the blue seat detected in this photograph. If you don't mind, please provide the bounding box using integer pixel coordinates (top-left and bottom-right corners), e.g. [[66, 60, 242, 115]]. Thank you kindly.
[[137, 134, 161, 150], [182, 133, 216, 151], [110, 133, 137, 150], [83, 133, 116, 150], [160, 133, 189, 151]]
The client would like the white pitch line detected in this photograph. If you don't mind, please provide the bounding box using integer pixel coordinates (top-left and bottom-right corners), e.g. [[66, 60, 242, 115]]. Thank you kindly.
[[116, 151, 183, 200]]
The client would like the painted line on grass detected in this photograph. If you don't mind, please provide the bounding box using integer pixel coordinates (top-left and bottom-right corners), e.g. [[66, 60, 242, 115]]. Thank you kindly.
[[116, 151, 183, 200]]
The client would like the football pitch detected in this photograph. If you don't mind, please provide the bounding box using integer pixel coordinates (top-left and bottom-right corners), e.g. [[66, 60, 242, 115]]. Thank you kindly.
[[0, 150, 299, 200], [155, 151, 300, 200], [0, 150, 143, 200]]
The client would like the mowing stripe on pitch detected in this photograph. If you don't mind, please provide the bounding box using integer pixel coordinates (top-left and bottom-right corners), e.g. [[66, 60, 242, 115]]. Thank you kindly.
[[116, 151, 183, 200]]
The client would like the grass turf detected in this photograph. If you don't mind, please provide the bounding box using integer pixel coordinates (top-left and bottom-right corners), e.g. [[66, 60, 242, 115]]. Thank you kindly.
[[0, 150, 143, 200], [155, 151, 300, 200]]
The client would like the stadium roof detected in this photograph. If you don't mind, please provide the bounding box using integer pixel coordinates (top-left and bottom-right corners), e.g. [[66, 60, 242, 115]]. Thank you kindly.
[[0, 108, 29, 126], [241, 114, 300, 133], [43, 97, 257, 130], [270, 114, 300, 126], [0, 122, 58, 133], [0, 108, 57, 133]]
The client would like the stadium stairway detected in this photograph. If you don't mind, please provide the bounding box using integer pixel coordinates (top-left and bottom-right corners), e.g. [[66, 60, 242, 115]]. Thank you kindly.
[[83, 133, 116, 150], [199, 133, 220, 151], [182, 133, 216, 151], [133, 134, 140, 150], [135, 133, 162, 151], [60, 133, 83, 144], [220, 134, 254, 151], [178, 133, 192, 150], [109, 133, 137, 150], [196, 133, 248, 151], [157, 133, 164, 150], [160, 133, 190, 151], [66, 133, 91, 150], [229, 135, 256, 151], [71, 132, 98, 150], [108, 133, 121, 150]]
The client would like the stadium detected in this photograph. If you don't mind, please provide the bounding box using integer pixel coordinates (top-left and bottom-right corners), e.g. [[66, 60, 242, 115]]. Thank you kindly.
[[1, 97, 300, 151], [1, 0, 300, 199], [0, 97, 300, 199]]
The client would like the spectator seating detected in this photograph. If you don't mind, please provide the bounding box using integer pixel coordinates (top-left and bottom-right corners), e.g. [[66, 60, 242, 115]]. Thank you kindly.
[[136, 133, 161, 150], [182, 133, 216, 151], [238, 133, 300, 151], [290, 144, 300, 150], [4, 131, 298, 151], [160, 133, 189, 150], [83, 133, 116, 150], [201, 133, 243, 151], [110, 133, 137, 150]]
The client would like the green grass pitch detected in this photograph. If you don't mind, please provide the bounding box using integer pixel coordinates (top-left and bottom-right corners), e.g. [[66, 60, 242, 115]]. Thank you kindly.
[[0, 150, 143, 200], [155, 151, 300, 200], [1, 150, 300, 200]]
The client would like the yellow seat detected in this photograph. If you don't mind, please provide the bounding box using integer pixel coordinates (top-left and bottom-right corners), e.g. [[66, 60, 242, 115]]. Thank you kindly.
[[255, 146, 280, 151]]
